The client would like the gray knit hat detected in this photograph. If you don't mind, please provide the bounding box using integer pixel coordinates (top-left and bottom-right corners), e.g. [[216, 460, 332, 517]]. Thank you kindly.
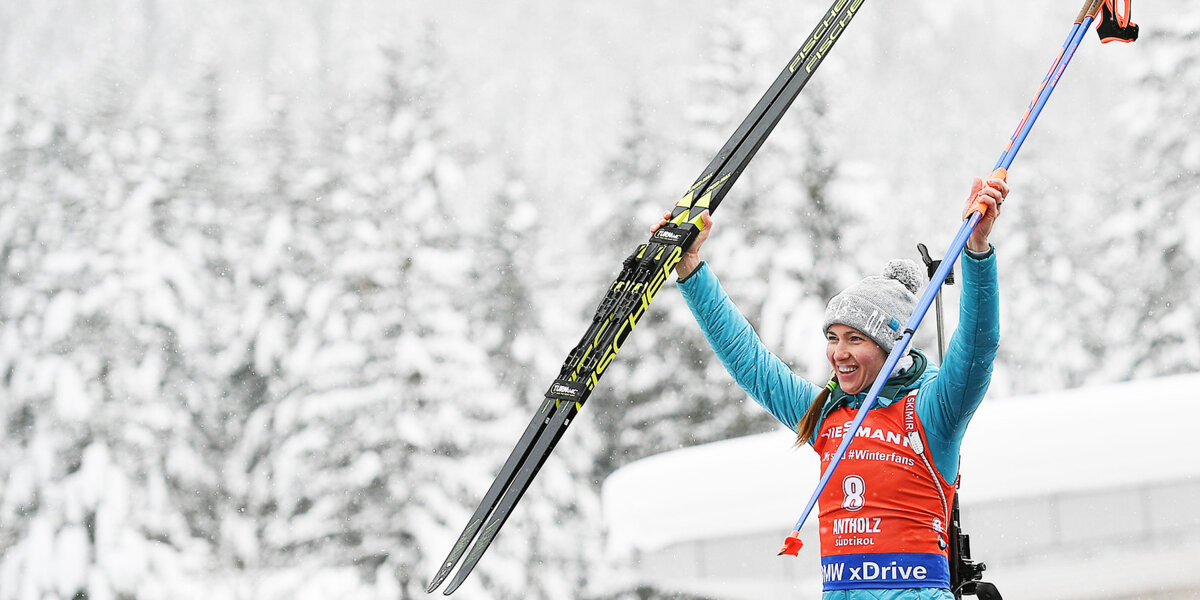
[[823, 259, 925, 353]]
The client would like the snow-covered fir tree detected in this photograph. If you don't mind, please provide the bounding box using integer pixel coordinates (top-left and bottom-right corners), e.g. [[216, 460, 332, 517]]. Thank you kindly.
[[749, 77, 858, 374], [471, 172, 544, 401], [205, 34, 598, 598], [995, 166, 1114, 392], [0, 85, 221, 598], [470, 167, 604, 599], [1094, 8, 1200, 381], [996, 7, 1200, 393]]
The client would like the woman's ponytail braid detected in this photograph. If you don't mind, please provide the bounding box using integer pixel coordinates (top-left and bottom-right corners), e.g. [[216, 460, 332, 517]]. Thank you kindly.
[[796, 373, 837, 447]]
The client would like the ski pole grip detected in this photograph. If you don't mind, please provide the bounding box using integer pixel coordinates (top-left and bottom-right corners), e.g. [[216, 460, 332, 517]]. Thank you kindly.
[[1077, 0, 1105, 24], [967, 168, 1008, 220]]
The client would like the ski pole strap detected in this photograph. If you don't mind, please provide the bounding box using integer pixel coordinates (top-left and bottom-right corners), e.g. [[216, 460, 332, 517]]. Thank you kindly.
[[1096, 0, 1138, 43], [965, 168, 1008, 220]]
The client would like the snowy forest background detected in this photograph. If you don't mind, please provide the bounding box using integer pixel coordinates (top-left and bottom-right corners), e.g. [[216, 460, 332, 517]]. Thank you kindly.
[[1, 0, 1196, 598]]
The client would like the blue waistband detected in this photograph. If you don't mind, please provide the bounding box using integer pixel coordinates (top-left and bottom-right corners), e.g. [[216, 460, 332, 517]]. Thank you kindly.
[[821, 552, 950, 591]]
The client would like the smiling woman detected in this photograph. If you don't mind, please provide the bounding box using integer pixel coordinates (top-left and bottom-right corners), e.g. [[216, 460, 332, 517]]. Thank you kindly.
[[652, 175, 1009, 600], [793, 258, 927, 447]]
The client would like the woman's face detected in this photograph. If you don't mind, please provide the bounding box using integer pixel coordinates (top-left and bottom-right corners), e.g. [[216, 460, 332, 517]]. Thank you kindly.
[[826, 324, 887, 395]]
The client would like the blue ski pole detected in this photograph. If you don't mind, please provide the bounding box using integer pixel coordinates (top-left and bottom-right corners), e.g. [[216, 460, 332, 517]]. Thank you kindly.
[[778, 0, 1137, 557]]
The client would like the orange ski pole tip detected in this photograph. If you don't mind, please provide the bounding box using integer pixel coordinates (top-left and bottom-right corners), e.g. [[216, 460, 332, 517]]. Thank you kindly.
[[778, 531, 804, 556]]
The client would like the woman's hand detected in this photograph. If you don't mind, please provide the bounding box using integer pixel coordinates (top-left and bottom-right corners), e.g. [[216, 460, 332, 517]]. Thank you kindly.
[[963, 176, 1010, 253], [651, 210, 713, 279]]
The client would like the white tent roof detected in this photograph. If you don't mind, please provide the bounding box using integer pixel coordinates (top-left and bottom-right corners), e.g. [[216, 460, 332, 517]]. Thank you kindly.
[[602, 372, 1200, 554]]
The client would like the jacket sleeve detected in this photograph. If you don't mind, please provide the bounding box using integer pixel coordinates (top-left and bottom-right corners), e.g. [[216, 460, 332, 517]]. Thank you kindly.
[[922, 247, 1000, 480], [677, 262, 820, 432]]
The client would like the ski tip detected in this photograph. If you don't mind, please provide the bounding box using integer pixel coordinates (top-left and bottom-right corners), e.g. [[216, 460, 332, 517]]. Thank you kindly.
[[426, 566, 452, 594], [443, 569, 471, 596], [777, 531, 804, 557], [426, 578, 444, 594]]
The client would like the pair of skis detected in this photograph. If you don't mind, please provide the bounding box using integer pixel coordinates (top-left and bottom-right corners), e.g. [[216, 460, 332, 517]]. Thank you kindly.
[[426, 0, 869, 594], [777, 0, 1137, 563]]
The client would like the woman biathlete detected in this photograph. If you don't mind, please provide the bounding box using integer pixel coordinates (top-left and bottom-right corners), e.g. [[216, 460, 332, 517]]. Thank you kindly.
[[654, 175, 1009, 599]]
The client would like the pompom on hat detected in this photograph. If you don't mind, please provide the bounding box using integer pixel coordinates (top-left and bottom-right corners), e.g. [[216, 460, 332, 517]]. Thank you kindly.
[[823, 259, 925, 354]]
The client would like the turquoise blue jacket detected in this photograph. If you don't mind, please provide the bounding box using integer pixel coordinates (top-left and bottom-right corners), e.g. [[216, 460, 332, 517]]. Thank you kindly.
[[678, 248, 1000, 600]]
